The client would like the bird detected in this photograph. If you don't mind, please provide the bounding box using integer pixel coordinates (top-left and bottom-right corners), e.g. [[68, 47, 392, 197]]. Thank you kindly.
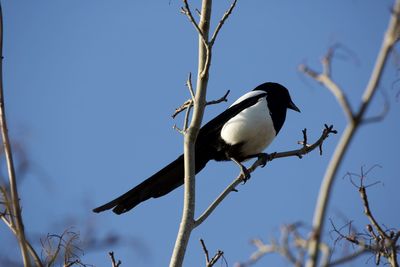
[[93, 82, 300, 215]]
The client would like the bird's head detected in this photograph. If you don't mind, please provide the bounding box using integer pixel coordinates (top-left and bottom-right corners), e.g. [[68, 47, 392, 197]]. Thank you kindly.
[[253, 82, 300, 113]]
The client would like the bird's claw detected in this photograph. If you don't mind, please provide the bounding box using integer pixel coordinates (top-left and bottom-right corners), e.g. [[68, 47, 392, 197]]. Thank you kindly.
[[258, 152, 275, 167], [258, 153, 269, 168], [241, 166, 251, 184]]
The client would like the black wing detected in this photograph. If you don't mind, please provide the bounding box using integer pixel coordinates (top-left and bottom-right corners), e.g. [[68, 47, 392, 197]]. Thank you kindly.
[[197, 92, 267, 142]]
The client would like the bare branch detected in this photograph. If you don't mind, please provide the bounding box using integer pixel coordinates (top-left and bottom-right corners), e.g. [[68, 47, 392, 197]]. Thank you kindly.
[[299, 51, 354, 122], [328, 168, 400, 267], [183, 104, 192, 132], [1, 205, 43, 267], [186, 72, 195, 100], [359, 187, 388, 239], [206, 90, 230, 105], [361, 90, 390, 125], [170, 1, 213, 266], [305, 2, 400, 266], [0, 185, 14, 226], [199, 239, 224, 267], [238, 223, 329, 267], [208, 251, 224, 267], [181, 0, 207, 47], [194, 125, 336, 227], [329, 218, 399, 266], [172, 99, 193, 119], [171, 1, 238, 265], [209, 0, 237, 46], [326, 248, 368, 266], [172, 90, 229, 119], [40, 229, 88, 267], [200, 239, 210, 264], [237, 238, 278, 267], [109, 251, 121, 267], [173, 124, 185, 135], [269, 124, 337, 160]]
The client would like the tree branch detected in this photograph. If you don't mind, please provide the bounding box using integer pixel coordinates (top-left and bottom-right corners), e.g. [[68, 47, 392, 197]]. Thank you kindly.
[[170, 1, 237, 265], [181, 0, 208, 47], [209, 0, 237, 46], [169, 1, 213, 266], [361, 90, 390, 125], [171, 89, 230, 119], [299, 46, 354, 122], [304, 2, 400, 266], [326, 248, 367, 266], [237, 223, 329, 267], [194, 125, 336, 227], [109, 251, 121, 267], [200, 239, 224, 267], [0, 191, 42, 267]]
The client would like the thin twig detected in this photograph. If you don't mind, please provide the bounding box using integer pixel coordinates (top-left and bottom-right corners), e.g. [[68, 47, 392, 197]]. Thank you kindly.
[[183, 104, 192, 131], [326, 248, 368, 266], [200, 239, 210, 263], [280, 225, 298, 265], [329, 217, 400, 266], [181, 0, 207, 46], [359, 187, 388, 239], [238, 223, 329, 267], [299, 58, 353, 122], [361, 90, 390, 125], [209, 0, 237, 46], [109, 251, 121, 267], [199, 238, 224, 267], [186, 72, 195, 100], [329, 167, 400, 266], [0, 185, 14, 225], [172, 89, 230, 119], [206, 90, 230, 105], [208, 250, 224, 267], [172, 99, 193, 119], [194, 125, 336, 227]]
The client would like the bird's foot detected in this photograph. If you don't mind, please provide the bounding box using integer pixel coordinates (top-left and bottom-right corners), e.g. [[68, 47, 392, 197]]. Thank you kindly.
[[257, 152, 275, 167], [230, 157, 251, 183], [240, 165, 251, 183], [257, 153, 268, 167]]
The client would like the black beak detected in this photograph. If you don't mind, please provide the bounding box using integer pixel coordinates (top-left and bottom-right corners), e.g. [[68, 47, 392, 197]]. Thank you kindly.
[[288, 99, 301, 113]]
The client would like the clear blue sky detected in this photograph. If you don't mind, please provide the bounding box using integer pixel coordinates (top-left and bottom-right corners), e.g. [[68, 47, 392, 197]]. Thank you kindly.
[[1, 1, 399, 266]]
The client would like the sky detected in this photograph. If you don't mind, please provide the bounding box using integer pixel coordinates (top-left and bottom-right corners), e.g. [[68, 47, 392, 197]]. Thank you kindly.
[[1, 0, 399, 266]]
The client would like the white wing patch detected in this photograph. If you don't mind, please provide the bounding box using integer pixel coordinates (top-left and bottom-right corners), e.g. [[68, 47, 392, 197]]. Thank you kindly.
[[229, 90, 267, 107], [220, 91, 276, 156]]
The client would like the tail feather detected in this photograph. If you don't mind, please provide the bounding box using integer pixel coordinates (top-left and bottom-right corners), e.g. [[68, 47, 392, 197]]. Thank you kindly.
[[93, 153, 209, 214]]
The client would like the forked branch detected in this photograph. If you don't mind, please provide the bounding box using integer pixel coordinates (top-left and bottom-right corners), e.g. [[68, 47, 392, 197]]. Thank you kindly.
[[109, 251, 122, 267], [170, 0, 238, 266], [200, 239, 224, 267], [194, 125, 337, 227], [329, 167, 400, 266], [303, 1, 400, 265], [299, 47, 353, 122]]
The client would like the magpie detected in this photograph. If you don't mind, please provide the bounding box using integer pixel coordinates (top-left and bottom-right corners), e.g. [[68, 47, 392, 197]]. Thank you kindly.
[[93, 82, 300, 214]]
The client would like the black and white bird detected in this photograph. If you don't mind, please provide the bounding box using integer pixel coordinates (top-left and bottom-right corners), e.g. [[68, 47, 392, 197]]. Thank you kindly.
[[93, 82, 300, 214]]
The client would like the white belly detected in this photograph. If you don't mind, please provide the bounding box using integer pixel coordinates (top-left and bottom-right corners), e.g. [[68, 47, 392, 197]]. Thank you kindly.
[[220, 96, 276, 156]]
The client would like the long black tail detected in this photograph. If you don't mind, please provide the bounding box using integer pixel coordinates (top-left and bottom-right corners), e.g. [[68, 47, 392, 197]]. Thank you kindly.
[[93, 153, 209, 214]]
